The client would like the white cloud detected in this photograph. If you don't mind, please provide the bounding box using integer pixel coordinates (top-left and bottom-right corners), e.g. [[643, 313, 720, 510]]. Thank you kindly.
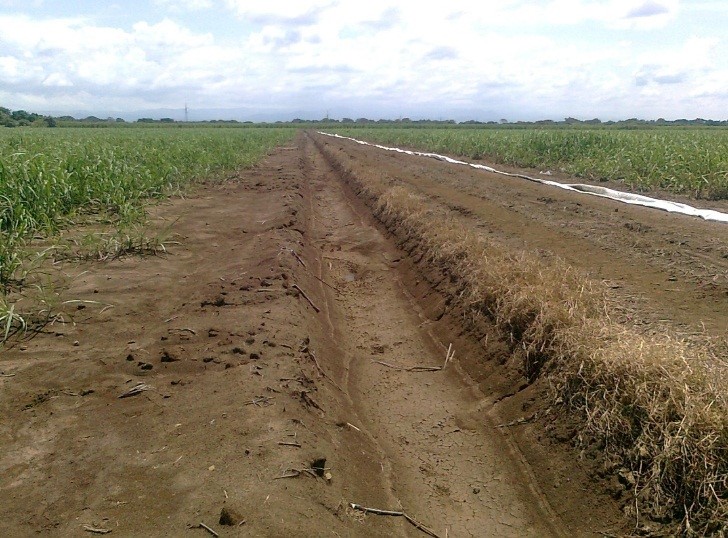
[[0, 0, 42, 7], [459, 0, 680, 29], [0, 14, 240, 107], [42, 72, 74, 87], [634, 36, 719, 87], [153, 0, 214, 10], [0, 56, 22, 78], [223, 0, 335, 25], [0, 0, 725, 120]]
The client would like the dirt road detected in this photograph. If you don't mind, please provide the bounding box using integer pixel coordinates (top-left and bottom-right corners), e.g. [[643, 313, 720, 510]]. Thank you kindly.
[[6, 129, 722, 536]]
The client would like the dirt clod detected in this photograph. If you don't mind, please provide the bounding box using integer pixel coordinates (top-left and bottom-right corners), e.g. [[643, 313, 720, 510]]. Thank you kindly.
[[311, 457, 327, 477], [160, 350, 178, 362]]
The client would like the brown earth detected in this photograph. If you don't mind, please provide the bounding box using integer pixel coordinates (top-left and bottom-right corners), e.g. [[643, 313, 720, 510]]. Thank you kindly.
[[1, 131, 725, 537]]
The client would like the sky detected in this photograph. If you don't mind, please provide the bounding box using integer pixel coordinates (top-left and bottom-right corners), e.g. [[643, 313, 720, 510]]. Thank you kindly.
[[0, 0, 726, 122]]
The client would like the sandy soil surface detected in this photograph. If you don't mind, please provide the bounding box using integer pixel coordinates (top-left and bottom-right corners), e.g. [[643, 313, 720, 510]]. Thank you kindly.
[[2, 131, 724, 536]]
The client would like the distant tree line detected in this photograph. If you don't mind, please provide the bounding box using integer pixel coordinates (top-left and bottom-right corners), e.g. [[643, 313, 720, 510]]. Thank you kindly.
[[2, 105, 728, 128], [0, 107, 56, 127], [287, 116, 728, 128]]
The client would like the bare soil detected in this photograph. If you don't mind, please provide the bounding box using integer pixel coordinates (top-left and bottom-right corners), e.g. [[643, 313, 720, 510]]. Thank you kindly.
[[1, 131, 725, 537]]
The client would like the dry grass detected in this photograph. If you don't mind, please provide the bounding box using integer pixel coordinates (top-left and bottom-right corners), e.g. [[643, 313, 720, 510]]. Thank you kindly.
[[0, 221, 174, 344], [320, 141, 728, 535]]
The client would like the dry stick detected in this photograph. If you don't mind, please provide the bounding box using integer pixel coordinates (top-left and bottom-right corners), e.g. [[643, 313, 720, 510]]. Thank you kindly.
[[406, 364, 439, 372], [373, 344, 454, 373], [373, 360, 406, 371], [308, 349, 344, 392], [118, 383, 152, 399], [277, 441, 302, 448], [286, 247, 341, 293], [346, 422, 361, 432], [373, 361, 440, 373], [310, 272, 341, 294], [292, 284, 320, 313], [308, 349, 324, 376], [289, 249, 307, 268], [444, 343, 454, 367], [274, 467, 319, 480], [274, 469, 301, 480], [0, 373, 16, 378], [245, 396, 274, 407], [197, 522, 219, 537], [349, 504, 442, 538], [403, 513, 442, 538], [350, 505, 402, 516], [82, 525, 112, 535]]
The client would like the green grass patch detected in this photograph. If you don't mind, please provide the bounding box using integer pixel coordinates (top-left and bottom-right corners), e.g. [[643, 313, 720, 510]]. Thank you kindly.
[[327, 127, 728, 200], [0, 126, 296, 339]]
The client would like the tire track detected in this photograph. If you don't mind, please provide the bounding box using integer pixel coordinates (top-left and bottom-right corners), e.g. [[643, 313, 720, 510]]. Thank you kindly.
[[303, 134, 569, 537], [299, 136, 409, 537]]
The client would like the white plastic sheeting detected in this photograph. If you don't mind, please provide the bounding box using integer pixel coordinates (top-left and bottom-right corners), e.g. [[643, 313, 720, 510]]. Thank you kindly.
[[318, 132, 728, 224]]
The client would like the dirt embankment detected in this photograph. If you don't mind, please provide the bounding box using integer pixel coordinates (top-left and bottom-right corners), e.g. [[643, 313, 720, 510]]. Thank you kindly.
[[310, 131, 728, 535], [5, 131, 688, 536]]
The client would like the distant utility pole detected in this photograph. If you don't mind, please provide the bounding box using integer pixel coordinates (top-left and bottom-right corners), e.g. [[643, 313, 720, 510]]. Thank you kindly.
[[184, 102, 189, 123]]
